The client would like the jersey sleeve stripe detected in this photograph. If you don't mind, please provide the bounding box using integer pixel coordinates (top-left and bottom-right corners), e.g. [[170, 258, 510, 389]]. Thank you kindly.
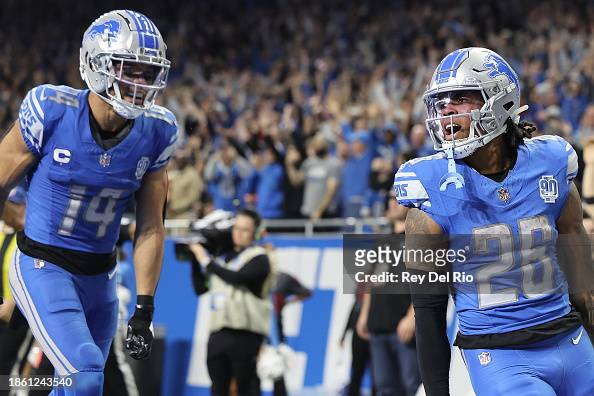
[[395, 171, 417, 178], [21, 128, 41, 149], [20, 121, 42, 152], [18, 88, 45, 155], [567, 150, 578, 181], [30, 87, 45, 120]]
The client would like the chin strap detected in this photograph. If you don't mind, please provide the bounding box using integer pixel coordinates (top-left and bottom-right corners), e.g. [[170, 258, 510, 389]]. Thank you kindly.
[[440, 145, 465, 191]]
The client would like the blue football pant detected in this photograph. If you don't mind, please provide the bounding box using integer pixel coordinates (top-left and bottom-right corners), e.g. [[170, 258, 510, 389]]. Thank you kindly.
[[462, 326, 594, 396], [8, 248, 118, 396]]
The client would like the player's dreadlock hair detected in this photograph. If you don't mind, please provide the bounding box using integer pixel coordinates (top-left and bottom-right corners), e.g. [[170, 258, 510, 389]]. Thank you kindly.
[[505, 118, 537, 149]]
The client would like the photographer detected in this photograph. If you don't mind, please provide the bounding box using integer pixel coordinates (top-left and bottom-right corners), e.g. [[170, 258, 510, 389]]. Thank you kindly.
[[189, 209, 274, 396]]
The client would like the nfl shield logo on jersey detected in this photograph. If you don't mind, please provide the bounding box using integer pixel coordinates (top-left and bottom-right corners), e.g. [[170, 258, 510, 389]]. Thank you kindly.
[[539, 175, 558, 203], [478, 352, 491, 366], [99, 153, 111, 168], [135, 156, 150, 180], [497, 187, 510, 203]]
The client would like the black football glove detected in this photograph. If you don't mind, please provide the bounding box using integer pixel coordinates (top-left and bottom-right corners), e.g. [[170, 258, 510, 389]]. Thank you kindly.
[[126, 295, 154, 360]]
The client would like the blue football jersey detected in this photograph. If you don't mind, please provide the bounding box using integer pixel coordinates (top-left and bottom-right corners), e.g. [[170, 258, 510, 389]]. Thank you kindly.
[[394, 135, 579, 335], [18, 84, 178, 254]]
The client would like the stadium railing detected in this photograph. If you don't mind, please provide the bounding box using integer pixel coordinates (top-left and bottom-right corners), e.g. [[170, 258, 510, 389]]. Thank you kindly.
[[163, 217, 391, 236]]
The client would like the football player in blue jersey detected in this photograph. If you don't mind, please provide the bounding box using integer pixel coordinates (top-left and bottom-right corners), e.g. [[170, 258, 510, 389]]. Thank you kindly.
[[394, 47, 594, 396], [0, 10, 177, 395]]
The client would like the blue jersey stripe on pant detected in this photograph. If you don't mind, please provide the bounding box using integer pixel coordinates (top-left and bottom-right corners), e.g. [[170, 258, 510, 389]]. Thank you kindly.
[[462, 326, 594, 396], [9, 250, 77, 375], [8, 249, 118, 395]]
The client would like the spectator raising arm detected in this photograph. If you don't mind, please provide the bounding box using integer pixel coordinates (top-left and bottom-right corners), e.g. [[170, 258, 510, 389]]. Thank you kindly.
[[284, 145, 304, 186]]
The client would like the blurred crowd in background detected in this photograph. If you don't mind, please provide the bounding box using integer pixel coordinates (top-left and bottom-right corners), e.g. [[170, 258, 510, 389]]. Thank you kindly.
[[3, 0, 594, 222]]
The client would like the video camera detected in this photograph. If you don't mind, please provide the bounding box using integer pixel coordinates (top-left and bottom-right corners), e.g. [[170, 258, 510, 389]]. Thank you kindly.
[[173, 210, 236, 262]]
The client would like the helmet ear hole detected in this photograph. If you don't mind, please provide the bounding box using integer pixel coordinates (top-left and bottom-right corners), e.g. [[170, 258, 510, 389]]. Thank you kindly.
[[503, 101, 514, 111]]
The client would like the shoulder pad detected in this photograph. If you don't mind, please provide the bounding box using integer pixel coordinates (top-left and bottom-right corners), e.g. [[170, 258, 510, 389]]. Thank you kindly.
[[149, 119, 179, 173], [144, 105, 177, 126], [394, 152, 474, 231], [525, 135, 578, 184], [393, 153, 446, 209], [18, 84, 83, 156], [41, 85, 82, 108]]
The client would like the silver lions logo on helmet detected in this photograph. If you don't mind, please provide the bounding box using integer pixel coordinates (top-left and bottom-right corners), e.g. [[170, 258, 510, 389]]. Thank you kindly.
[[483, 54, 519, 88], [87, 20, 121, 42], [135, 156, 150, 180], [539, 175, 558, 203]]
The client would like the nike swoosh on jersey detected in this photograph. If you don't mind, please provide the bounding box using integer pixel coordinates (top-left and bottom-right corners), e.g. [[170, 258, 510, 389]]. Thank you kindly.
[[572, 328, 584, 345], [108, 267, 118, 280], [39, 88, 49, 101]]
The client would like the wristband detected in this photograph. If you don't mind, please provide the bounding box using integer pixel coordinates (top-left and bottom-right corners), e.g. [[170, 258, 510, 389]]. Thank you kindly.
[[136, 295, 154, 310]]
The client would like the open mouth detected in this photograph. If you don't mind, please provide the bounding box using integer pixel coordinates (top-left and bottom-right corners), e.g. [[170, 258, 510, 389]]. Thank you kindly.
[[443, 123, 462, 140], [125, 92, 145, 105]]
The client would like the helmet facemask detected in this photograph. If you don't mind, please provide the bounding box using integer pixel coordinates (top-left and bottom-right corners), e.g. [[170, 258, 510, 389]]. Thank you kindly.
[[424, 83, 518, 159], [90, 53, 170, 119]]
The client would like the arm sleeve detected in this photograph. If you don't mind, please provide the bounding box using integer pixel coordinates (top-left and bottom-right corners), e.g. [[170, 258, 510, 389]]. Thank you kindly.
[[207, 254, 270, 289], [410, 289, 451, 396]]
